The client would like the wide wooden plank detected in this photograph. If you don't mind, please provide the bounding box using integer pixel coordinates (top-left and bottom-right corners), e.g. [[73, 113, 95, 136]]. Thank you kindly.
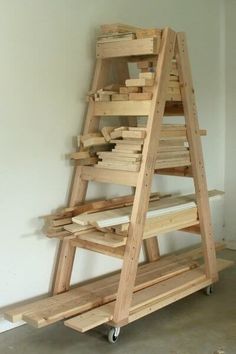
[[64, 258, 233, 331], [72, 190, 223, 228], [94, 101, 151, 116], [96, 37, 160, 58], [81, 166, 138, 186], [4, 243, 225, 325]]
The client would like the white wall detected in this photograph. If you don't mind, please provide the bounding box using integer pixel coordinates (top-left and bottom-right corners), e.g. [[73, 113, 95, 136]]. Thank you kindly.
[[224, 0, 236, 245], [0, 0, 225, 310]]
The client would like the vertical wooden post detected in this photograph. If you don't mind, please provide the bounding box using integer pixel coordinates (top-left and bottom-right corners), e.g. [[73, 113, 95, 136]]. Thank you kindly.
[[113, 28, 176, 324], [52, 59, 111, 294], [175, 32, 218, 281]]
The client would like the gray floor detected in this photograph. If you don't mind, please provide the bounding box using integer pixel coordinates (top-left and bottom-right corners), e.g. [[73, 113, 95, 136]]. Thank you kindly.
[[1, 250, 235, 354]]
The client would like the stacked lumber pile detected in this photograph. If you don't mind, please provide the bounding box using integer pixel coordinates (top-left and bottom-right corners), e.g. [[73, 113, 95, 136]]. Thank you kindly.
[[96, 124, 192, 172], [70, 124, 207, 172], [88, 61, 180, 103], [43, 190, 223, 249]]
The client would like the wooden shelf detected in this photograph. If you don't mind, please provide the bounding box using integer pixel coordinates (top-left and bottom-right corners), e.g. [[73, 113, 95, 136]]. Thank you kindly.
[[64, 258, 232, 332], [4, 243, 227, 329], [81, 166, 138, 186], [96, 37, 160, 59]]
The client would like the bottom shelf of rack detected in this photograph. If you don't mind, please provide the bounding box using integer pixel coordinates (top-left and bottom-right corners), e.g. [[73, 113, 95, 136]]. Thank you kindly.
[[64, 258, 232, 332]]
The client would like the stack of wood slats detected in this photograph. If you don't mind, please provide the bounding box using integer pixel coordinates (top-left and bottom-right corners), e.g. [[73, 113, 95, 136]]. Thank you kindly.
[[95, 125, 192, 172], [89, 58, 181, 103]]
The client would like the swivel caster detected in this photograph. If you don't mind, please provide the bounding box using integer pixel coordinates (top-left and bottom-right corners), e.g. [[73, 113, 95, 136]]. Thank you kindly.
[[107, 327, 120, 344], [204, 284, 214, 296]]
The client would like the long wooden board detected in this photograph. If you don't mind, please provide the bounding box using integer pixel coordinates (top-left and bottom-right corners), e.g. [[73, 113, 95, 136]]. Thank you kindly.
[[96, 37, 160, 59], [72, 190, 223, 228], [4, 243, 225, 326], [64, 258, 233, 332]]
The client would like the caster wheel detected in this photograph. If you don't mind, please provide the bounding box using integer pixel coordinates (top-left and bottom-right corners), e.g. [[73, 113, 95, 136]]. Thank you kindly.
[[108, 327, 120, 344], [204, 285, 213, 296]]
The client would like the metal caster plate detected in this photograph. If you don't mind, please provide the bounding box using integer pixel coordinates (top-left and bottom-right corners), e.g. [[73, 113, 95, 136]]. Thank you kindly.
[[204, 285, 214, 296], [108, 327, 120, 343]]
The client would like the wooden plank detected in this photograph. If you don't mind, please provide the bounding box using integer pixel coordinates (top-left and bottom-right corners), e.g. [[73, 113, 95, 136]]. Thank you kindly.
[[125, 78, 154, 87], [120, 86, 142, 93], [4, 243, 225, 325], [96, 162, 140, 172], [175, 32, 218, 281], [96, 38, 160, 59], [129, 92, 153, 100], [71, 239, 125, 259], [81, 166, 138, 186], [64, 258, 232, 331], [94, 100, 151, 116], [72, 190, 221, 228], [111, 93, 129, 101], [70, 151, 91, 160], [76, 231, 127, 248], [100, 23, 143, 34]]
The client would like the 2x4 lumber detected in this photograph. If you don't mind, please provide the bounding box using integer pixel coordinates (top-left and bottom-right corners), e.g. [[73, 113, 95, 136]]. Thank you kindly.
[[143, 237, 160, 262], [96, 162, 140, 172], [94, 100, 151, 116], [52, 58, 112, 295], [100, 23, 142, 34], [4, 243, 225, 325], [81, 166, 138, 186], [175, 32, 218, 281], [120, 86, 142, 93], [64, 258, 231, 331], [96, 38, 160, 59]]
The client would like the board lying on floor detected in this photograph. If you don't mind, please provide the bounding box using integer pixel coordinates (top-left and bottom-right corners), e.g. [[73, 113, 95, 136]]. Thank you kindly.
[[4, 24, 233, 344]]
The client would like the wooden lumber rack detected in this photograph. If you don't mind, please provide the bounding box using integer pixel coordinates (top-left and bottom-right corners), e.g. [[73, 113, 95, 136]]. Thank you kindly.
[[4, 23, 233, 344]]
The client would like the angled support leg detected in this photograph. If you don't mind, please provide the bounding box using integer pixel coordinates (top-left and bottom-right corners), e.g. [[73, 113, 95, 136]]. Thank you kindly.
[[52, 59, 111, 294], [113, 28, 177, 324], [175, 32, 218, 281]]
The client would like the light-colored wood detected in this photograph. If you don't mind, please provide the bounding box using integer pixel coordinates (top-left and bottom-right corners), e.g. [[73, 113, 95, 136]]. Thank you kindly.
[[101, 126, 113, 141], [76, 231, 127, 248], [125, 78, 154, 87], [100, 23, 142, 34], [4, 243, 226, 325], [70, 151, 91, 160], [111, 93, 129, 101], [129, 92, 152, 100], [64, 258, 231, 331], [175, 32, 218, 281], [81, 166, 138, 186], [72, 189, 221, 228], [120, 86, 142, 93], [139, 72, 155, 79], [96, 38, 160, 59], [52, 58, 112, 294], [143, 237, 160, 261], [71, 239, 125, 259], [113, 28, 177, 323], [94, 100, 151, 116]]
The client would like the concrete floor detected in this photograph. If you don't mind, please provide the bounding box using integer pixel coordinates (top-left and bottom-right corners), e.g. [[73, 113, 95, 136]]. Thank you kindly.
[[0, 250, 235, 354]]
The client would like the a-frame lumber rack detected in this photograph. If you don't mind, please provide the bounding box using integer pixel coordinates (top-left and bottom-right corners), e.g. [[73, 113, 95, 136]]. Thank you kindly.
[[5, 25, 233, 343]]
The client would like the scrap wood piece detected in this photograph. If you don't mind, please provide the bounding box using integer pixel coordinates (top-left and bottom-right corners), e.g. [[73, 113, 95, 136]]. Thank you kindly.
[[72, 190, 224, 228], [129, 92, 152, 101], [97, 32, 136, 43], [120, 86, 142, 94], [101, 126, 114, 142], [80, 133, 109, 148], [125, 78, 154, 87]]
